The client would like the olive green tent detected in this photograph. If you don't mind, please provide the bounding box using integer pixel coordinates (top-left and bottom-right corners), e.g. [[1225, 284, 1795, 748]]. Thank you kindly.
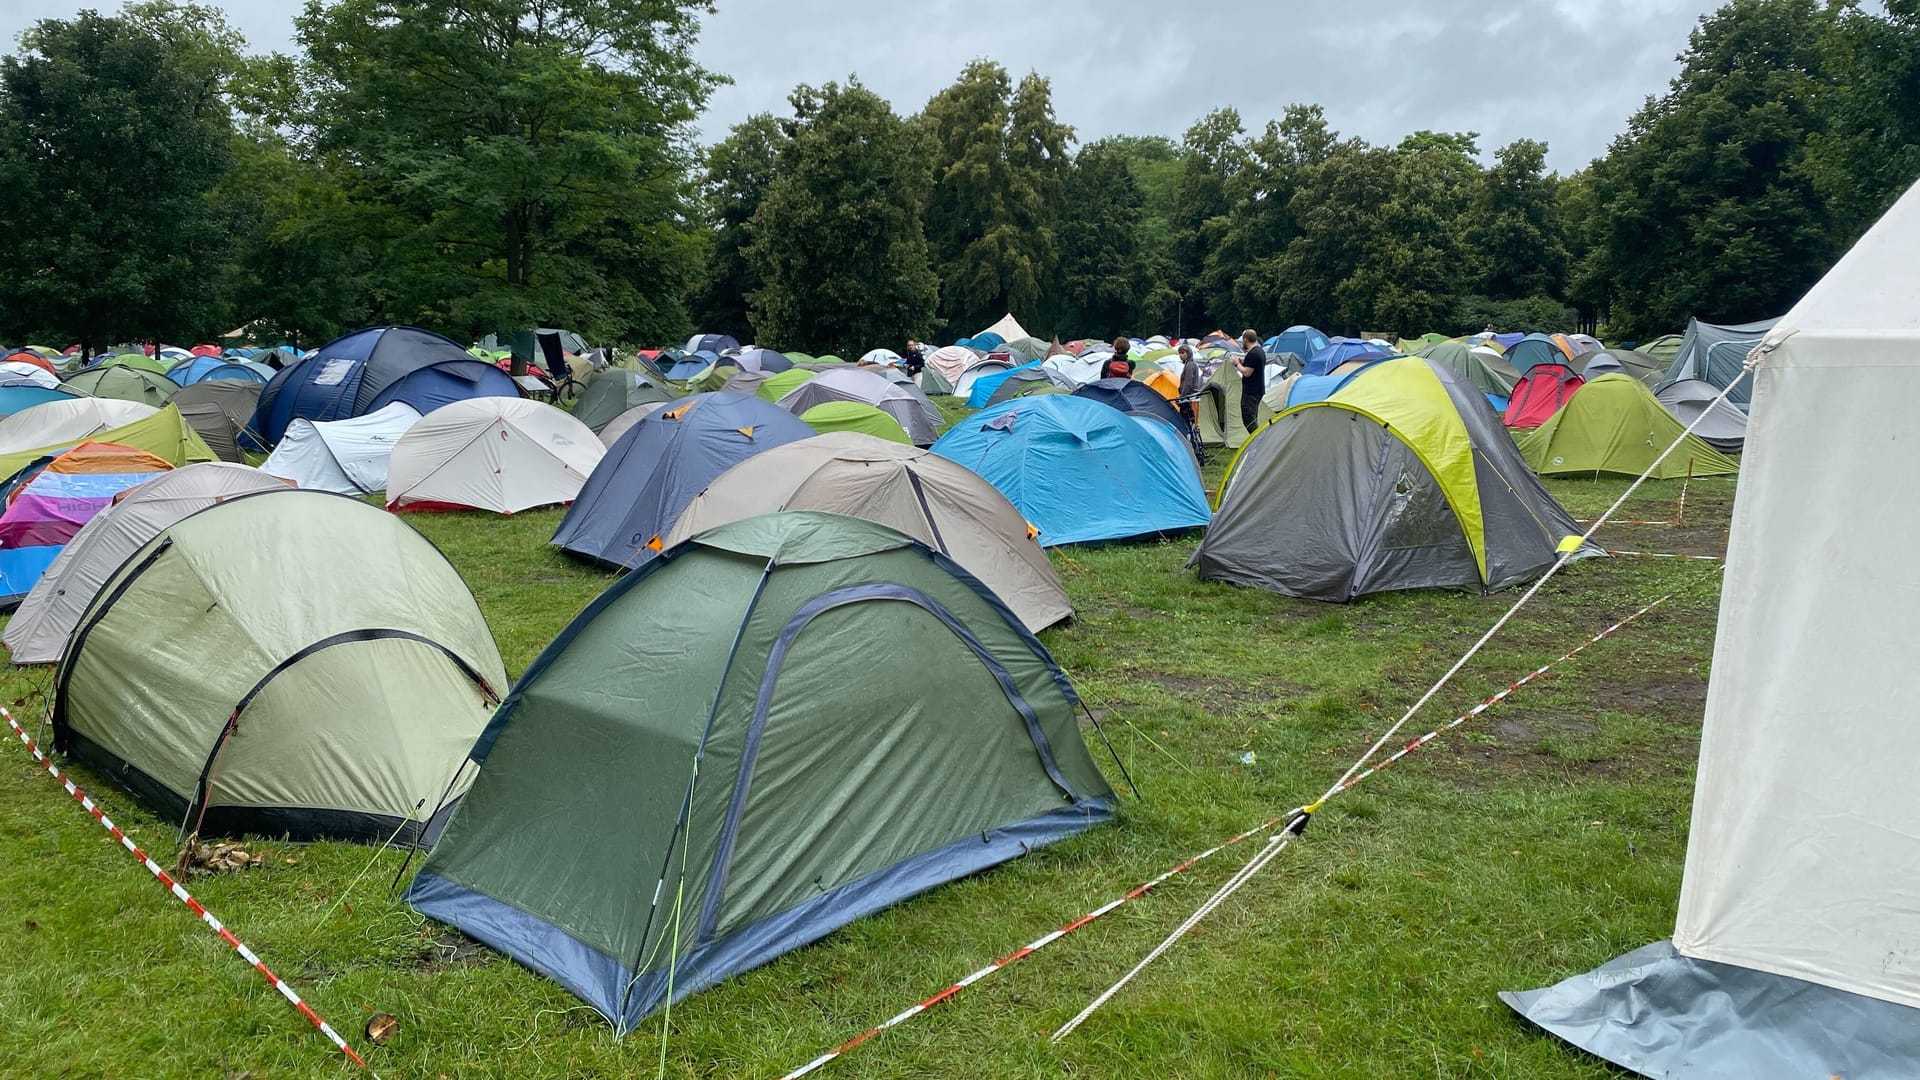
[[1513, 373, 1739, 478], [409, 511, 1115, 1030], [573, 369, 674, 433], [1416, 341, 1521, 397], [52, 488, 508, 843], [64, 365, 179, 407], [0, 404, 216, 484], [1194, 362, 1271, 448], [689, 364, 742, 393], [798, 401, 911, 443]]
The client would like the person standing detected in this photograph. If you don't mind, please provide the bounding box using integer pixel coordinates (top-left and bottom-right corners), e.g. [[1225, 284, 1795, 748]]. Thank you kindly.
[[903, 339, 926, 377], [1176, 343, 1202, 425], [1233, 330, 1266, 434]]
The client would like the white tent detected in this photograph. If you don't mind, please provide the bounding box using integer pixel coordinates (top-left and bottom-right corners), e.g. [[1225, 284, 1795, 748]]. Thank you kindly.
[[1506, 180, 1920, 1077], [979, 313, 1031, 344], [385, 398, 603, 514], [261, 402, 420, 494], [860, 348, 903, 366], [3, 463, 289, 664], [0, 399, 157, 456], [1043, 353, 1107, 389], [0, 361, 59, 388]]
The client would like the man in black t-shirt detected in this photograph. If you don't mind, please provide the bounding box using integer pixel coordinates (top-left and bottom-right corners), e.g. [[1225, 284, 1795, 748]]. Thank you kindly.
[[1234, 330, 1267, 434]]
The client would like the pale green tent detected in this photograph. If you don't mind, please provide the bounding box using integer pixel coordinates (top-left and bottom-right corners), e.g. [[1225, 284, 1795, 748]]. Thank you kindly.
[[1195, 362, 1270, 447], [798, 401, 911, 443], [1514, 374, 1739, 478], [52, 488, 508, 844], [64, 365, 179, 407]]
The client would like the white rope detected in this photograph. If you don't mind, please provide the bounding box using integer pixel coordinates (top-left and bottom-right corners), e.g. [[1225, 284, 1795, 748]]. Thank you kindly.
[[1051, 358, 1759, 1042]]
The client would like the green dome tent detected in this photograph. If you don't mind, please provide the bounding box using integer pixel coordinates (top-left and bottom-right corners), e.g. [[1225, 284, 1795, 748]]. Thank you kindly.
[[756, 368, 815, 403], [1513, 373, 1739, 478], [408, 511, 1115, 1030], [798, 401, 911, 443], [573, 369, 674, 433], [1416, 341, 1521, 397], [64, 365, 179, 407], [52, 488, 508, 844]]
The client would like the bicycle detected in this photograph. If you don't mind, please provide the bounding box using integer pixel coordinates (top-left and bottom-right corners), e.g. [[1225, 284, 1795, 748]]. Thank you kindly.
[[1173, 391, 1211, 466]]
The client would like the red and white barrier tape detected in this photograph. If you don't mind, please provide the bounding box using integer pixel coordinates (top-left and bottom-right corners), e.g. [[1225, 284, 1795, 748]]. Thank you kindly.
[[777, 595, 1672, 1075], [775, 813, 1294, 1080], [2, 706, 372, 1073]]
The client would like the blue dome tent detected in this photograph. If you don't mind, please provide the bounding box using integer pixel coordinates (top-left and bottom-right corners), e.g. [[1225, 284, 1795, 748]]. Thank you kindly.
[[964, 359, 1044, 408], [1305, 339, 1393, 377], [683, 333, 740, 356], [551, 392, 815, 569], [931, 395, 1210, 546], [0, 383, 83, 417], [248, 326, 516, 447], [1268, 325, 1332, 365], [168, 356, 271, 385]]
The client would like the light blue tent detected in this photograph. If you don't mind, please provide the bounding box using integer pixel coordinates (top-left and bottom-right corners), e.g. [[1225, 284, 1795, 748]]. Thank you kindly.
[[0, 383, 82, 416], [965, 359, 1044, 408], [1268, 325, 1332, 365], [1285, 360, 1389, 409], [930, 395, 1210, 546], [168, 356, 271, 384]]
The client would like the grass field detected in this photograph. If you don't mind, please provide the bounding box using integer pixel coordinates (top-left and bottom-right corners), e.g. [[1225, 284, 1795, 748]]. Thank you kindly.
[[0, 425, 1736, 1078]]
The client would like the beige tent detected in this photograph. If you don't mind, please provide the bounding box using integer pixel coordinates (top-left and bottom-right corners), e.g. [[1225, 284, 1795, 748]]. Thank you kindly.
[[980, 313, 1032, 344], [662, 432, 1071, 632], [5, 463, 291, 664], [598, 401, 670, 448]]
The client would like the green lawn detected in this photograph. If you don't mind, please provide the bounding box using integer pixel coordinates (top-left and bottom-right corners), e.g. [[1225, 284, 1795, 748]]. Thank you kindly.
[[0, 449, 1734, 1078]]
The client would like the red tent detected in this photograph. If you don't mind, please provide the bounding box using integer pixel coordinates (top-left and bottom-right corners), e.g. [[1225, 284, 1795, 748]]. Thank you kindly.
[[1503, 365, 1584, 428]]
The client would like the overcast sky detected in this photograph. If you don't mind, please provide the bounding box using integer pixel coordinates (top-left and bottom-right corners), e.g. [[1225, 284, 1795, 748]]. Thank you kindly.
[[0, 0, 1721, 171]]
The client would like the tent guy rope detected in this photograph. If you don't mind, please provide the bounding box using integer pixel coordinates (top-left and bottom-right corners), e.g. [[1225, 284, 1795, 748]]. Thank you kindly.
[[2, 705, 375, 1075], [1049, 361, 1757, 1043], [775, 590, 1674, 1077]]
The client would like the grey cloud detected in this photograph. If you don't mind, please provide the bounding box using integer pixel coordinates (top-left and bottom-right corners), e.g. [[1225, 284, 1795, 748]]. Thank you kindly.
[[1, 0, 1715, 171]]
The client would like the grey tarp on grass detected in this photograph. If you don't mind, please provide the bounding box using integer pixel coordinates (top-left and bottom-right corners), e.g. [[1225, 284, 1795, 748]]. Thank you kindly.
[[662, 432, 1072, 632], [4, 463, 290, 664], [1661, 317, 1777, 407], [572, 369, 673, 433], [52, 488, 507, 843], [1656, 378, 1748, 453], [409, 511, 1114, 1030], [551, 392, 815, 568], [1502, 940, 1920, 1079]]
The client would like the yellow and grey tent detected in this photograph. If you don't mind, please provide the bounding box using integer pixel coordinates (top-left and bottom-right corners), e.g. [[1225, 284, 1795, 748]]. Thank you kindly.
[[1513, 373, 1739, 478], [1194, 357, 1597, 602]]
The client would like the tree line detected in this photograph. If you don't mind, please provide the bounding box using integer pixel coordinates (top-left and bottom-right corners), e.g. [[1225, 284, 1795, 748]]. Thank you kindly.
[[0, 0, 1913, 358]]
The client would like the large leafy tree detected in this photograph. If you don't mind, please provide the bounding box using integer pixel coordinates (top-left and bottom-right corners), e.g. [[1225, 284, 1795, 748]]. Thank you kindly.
[[0, 3, 242, 355], [1053, 141, 1146, 336], [1810, 0, 1920, 237], [1465, 138, 1566, 300], [921, 62, 1072, 334], [689, 113, 786, 340], [746, 81, 938, 354], [1168, 107, 1245, 329], [1204, 103, 1336, 332], [1585, 0, 1841, 337], [294, 0, 716, 343]]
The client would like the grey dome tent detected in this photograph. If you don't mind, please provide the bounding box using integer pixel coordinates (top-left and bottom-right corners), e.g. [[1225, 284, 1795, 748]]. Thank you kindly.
[[1656, 378, 1748, 453], [1070, 377, 1191, 438], [5, 463, 291, 664], [408, 511, 1115, 1030], [773, 366, 942, 446], [1660, 316, 1777, 407], [597, 401, 670, 448], [551, 392, 815, 568], [52, 488, 508, 843], [1574, 348, 1666, 386], [1195, 358, 1596, 602], [168, 379, 264, 461], [571, 369, 674, 433]]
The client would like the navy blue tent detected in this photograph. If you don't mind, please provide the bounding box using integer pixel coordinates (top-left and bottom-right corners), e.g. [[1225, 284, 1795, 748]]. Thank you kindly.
[[685, 334, 740, 356], [551, 392, 814, 568], [248, 326, 516, 446], [665, 354, 715, 381], [733, 347, 792, 374], [1306, 339, 1392, 376], [1070, 377, 1191, 437]]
